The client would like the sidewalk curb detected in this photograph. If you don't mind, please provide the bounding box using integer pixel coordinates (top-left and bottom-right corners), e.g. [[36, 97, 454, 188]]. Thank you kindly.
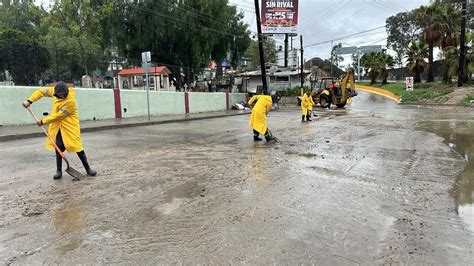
[[0, 111, 250, 142]]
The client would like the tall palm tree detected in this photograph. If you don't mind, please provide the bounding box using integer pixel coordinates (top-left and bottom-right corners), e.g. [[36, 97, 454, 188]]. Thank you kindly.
[[377, 51, 395, 85], [361, 52, 380, 84], [406, 42, 428, 83], [438, 3, 461, 83], [414, 2, 443, 82], [444, 33, 474, 83]]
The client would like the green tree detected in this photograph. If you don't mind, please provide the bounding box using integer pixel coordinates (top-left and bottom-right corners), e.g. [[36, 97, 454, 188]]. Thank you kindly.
[[0, 29, 49, 85], [414, 2, 443, 82], [361, 52, 380, 84], [386, 11, 420, 67], [330, 42, 344, 67], [101, 0, 250, 86], [0, 0, 46, 37], [48, 0, 105, 78], [244, 38, 277, 70], [377, 50, 395, 85], [406, 42, 428, 83], [438, 2, 461, 83]]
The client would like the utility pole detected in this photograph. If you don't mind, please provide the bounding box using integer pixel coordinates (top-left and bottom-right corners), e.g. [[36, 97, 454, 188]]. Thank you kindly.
[[330, 40, 334, 77], [254, 0, 268, 94], [357, 48, 361, 82], [458, 0, 467, 87], [300, 35, 304, 88], [284, 33, 289, 68]]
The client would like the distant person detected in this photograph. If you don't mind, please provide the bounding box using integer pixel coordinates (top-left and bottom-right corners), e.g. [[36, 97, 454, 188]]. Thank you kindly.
[[301, 89, 314, 122], [22, 82, 97, 179], [273, 91, 281, 110]]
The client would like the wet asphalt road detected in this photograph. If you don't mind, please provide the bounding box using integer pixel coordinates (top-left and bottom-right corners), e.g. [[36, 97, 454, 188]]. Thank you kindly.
[[1, 92, 473, 264]]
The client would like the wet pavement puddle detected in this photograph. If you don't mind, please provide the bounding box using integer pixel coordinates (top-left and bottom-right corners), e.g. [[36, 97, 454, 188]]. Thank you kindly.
[[51, 201, 86, 254], [417, 120, 474, 232]]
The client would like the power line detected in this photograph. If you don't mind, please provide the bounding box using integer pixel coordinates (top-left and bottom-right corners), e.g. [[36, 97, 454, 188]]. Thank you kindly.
[[130, 5, 239, 38], [304, 26, 386, 48]]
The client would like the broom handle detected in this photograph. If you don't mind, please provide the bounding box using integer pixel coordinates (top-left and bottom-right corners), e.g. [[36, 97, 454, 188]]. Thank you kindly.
[[26, 107, 67, 159]]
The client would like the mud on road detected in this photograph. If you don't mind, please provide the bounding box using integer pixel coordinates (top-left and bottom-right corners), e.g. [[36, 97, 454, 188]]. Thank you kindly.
[[1, 92, 473, 264]]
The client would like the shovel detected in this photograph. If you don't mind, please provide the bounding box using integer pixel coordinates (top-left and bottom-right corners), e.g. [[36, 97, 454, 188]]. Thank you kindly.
[[26, 107, 84, 181], [266, 129, 279, 142]]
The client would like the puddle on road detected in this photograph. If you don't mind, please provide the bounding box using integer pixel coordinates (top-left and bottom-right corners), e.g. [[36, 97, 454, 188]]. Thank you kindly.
[[417, 120, 474, 232], [51, 202, 86, 254]]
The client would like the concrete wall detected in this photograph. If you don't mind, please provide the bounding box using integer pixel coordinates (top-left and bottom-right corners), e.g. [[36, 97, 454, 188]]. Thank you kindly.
[[0, 86, 115, 126], [229, 93, 247, 105], [120, 90, 185, 118], [0, 86, 246, 126], [188, 92, 226, 113], [74, 88, 115, 121]]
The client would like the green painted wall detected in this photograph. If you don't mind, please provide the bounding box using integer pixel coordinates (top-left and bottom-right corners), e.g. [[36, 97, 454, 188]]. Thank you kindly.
[[74, 88, 116, 121], [0, 86, 52, 126], [229, 93, 247, 106], [0, 86, 247, 126], [120, 90, 185, 118], [0, 86, 114, 126], [188, 92, 226, 113]]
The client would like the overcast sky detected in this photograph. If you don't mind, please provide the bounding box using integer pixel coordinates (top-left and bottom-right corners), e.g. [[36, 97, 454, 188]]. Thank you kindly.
[[229, 0, 431, 65]]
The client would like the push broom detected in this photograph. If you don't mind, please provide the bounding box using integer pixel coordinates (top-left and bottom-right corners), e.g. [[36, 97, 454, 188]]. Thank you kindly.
[[26, 107, 85, 181]]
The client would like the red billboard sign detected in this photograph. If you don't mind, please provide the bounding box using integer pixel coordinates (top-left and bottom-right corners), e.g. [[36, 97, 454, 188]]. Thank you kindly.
[[261, 0, 298, 34]]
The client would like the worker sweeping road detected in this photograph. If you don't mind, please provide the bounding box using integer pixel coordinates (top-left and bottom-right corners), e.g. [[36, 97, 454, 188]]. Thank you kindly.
[[301, 89, 315, 122], [22, 82, 97, 180], [249, 93, 276, 142]]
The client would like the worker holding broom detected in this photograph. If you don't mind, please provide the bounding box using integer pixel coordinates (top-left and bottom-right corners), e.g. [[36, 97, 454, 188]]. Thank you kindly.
[[249, 92, 276, 142], [22, 82, 97, 180], [301, 89, 314, 122]]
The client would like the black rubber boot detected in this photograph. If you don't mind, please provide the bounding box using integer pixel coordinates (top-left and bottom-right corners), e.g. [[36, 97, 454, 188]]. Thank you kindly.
[[302, 115, 306, 122], [53, 170, 62, 180], [77, 151, 97, 176], [253, 130, 262, 141], [54, 152, 62, 180], [306, 115, 312, 121]]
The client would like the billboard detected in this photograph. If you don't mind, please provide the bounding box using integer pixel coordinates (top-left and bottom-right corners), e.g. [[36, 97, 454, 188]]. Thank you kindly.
[[261, 0, 298, 34]]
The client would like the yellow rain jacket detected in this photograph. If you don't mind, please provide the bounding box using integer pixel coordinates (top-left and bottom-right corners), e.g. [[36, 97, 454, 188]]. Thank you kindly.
[[249, 95, 272, 134], [248, 95, 260, 107], [28, 86, 83, 153], [301, 93, 315, 115]]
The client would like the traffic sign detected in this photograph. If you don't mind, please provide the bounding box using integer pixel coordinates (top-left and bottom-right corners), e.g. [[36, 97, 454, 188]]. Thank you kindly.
[[335, 46, 357, 55], [358, 45, 382, 54], [141, 51, 151, 63]]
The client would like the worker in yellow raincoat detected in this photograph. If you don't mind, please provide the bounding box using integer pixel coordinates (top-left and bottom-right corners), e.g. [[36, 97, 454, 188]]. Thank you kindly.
[[249, 93, 276, 142], [301, 89, 315, 122], [22, 82, 97, 179]]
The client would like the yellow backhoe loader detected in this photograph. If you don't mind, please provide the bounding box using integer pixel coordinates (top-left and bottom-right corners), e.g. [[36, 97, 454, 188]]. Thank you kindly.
[[315, 68, 358, 108]]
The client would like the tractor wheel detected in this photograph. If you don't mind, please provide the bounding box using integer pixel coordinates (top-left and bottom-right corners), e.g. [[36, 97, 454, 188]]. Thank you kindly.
[[336, 101, 347, 108], [320, 95, 331, 108]]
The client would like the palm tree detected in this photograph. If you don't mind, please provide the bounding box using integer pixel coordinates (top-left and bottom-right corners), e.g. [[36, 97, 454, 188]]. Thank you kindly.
[[414, 2, 443, 82], [438, 3, 461, 83], [361, 52, 380, 84], [444, 33, 474, 83], [406, 42, 428, 83], [377, 51, 395, 85]]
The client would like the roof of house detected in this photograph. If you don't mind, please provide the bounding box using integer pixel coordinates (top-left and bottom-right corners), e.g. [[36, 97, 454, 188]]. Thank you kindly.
[[118, 66, 171, 76]]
